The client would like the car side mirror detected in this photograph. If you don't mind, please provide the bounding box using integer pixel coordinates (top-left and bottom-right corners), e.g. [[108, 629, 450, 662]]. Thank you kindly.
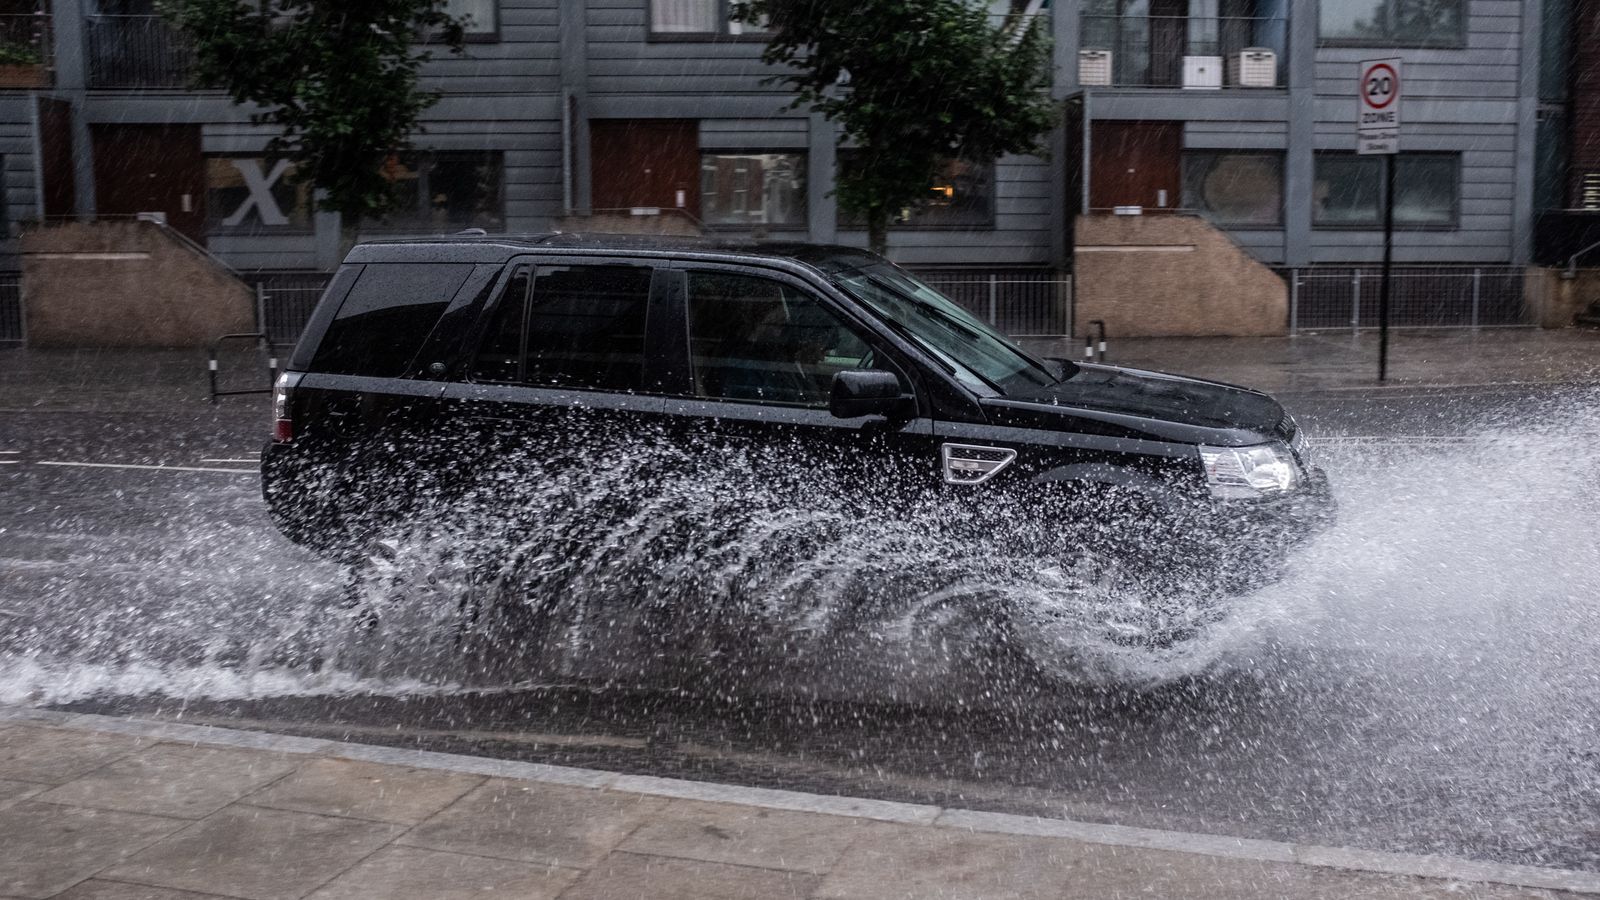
[[830, 370, 911, 419]]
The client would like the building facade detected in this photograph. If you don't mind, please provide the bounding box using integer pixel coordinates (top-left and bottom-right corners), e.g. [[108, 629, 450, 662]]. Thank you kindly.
[[0, 0, 1550, 279]]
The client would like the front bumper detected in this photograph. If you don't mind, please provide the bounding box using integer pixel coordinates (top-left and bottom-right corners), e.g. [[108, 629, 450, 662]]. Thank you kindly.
[[1226, 465, 1337, 547]]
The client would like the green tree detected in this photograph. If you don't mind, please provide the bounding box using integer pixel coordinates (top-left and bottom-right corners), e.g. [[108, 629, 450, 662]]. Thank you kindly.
[[159, 0, 467, 231], [734, 0, 1055, 254]]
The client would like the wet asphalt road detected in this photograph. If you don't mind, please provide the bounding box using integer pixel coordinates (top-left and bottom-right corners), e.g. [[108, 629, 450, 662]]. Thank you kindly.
[[2, 382, 1599, 872]]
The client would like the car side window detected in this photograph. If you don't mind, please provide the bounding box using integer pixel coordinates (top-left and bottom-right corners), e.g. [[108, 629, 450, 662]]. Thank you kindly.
[[309, 263, 474, 377], [521, 264, 653, 392], [469, 266, 531, 383], [685, 271, 883, 407]]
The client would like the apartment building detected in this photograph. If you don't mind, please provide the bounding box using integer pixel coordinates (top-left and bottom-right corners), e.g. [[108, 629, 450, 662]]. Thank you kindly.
[[0, 0, 1556, 281]]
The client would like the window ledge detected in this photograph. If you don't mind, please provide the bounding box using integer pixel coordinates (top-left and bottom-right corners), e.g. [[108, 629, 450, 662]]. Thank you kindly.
[[647, 31, 770, 43]]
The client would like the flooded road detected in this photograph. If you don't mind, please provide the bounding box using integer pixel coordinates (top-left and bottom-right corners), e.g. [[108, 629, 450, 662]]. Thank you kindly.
[[2, 383, 1598, 872]]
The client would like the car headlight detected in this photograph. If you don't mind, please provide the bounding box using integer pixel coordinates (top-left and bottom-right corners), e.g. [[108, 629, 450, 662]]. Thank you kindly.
[[1198, 442, 1301, 499]]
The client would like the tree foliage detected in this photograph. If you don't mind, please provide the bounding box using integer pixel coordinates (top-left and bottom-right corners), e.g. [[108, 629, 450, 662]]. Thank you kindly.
[[159, 0, 466, 224], [734, 0, 1056, 253]]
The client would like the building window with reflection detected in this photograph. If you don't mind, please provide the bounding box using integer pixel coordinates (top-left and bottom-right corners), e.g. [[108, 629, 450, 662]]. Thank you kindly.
[[1319, 0, 1464, 48], [1313, 152, 1460, 228], [205, 157, 315, 235], [1182, 151, 1283, 226], [837, 155, 996, 228], [371, 150, 505, 234], [700, 152, 806, 228]]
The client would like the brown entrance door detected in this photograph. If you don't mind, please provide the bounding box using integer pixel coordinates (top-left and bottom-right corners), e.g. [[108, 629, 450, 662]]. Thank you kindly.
[[590, 119, 701, 221], [1089, 121, 1182, 213], [91, 124, 207, 244]]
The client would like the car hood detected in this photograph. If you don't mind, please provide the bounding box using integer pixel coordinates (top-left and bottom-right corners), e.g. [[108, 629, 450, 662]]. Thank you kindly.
[[988, 363, 1289, 444]]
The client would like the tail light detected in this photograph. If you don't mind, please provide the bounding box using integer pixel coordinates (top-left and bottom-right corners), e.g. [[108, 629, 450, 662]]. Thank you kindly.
[[272, 372, 300, 443]]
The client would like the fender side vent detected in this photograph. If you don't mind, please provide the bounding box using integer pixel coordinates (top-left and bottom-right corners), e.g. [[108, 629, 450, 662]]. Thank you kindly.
[[941, 443, 1017, 485]]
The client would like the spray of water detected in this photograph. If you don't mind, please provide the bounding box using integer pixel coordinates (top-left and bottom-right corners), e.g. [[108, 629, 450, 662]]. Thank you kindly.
[[2, 391, 1597, 715]]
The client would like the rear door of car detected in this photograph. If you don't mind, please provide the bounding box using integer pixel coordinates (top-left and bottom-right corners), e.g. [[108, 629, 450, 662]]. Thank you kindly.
[[434, 254, 677, 502]]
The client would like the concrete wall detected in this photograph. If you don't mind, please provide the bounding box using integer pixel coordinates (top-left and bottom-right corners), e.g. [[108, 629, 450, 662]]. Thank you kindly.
[[1073, 214, 1287, 338], [1526, 267, 1600, 327], [21, 221, 253, 348]]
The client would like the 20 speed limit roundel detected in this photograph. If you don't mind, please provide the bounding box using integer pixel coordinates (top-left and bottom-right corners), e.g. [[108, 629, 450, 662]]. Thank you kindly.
[[1363, 62, 1399, 110]]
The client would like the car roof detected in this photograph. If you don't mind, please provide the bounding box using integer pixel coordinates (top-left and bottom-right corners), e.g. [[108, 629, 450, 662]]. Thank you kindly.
[[344, 232, 880, 271]]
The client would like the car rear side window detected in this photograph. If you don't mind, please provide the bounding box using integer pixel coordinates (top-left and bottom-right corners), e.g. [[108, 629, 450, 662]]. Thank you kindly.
[[310, 263, 474, 377], [519, 265, 653, 392]]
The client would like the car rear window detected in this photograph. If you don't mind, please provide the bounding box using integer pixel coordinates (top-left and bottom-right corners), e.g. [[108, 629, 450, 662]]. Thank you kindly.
[[309, 263, 474, 377]]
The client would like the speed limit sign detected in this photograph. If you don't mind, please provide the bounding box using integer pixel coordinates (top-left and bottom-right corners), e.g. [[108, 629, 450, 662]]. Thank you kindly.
[[1357, 58, 1401, 155]]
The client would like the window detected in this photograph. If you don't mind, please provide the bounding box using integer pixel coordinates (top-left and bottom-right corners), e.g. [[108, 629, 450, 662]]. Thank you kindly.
[[470, 267, 531, 383], [700, 153, 806, 228], [503, 265, 653, 392], [442, 0, 497, 37], [372, 151, 504, 234], [1319, 0, 1464, 47], [205, 157, 313, 234], [686, 272, 877, 407], [311, 263, 474, 377], [1182, 152, 1283, 226], [1313, 153, 1459, 228], [837, 155, 995, 228], [649, 0, 765, 37]]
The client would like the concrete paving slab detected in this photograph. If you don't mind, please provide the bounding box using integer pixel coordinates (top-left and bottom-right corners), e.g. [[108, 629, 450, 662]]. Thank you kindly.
[[37, 743, 301, 819], [559, 851, 820, 900], [398, 778, 668, 869], [813, 823, 1091, 900], [102, 805, 407, 900], [50, 881, 235, 900], [0, 802, 185, 899], [304, 845, 580, 900], [246, 757, 484, 825], [0, 725, 148, 784], [0, 778, 43, 810], [619, 798, 863, 875], [820, 824, 1587, 900]]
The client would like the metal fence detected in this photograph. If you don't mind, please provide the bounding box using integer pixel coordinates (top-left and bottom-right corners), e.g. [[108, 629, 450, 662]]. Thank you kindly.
[[913, 270, 1073, 337], [0, 273, 22, 344], [255, 272, 332, 347], [86, 14, 193, 88], [1282, 266, 1532, 334]]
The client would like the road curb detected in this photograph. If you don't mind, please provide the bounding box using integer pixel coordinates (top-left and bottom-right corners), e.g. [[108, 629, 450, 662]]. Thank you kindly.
[[5, 704, 1599, 894]]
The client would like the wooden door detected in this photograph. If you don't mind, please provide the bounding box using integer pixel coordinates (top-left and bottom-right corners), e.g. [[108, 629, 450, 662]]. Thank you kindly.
[[1089, 121, 1182, 212], [590, 119, 701, 220], [91, 124, 207, 244]]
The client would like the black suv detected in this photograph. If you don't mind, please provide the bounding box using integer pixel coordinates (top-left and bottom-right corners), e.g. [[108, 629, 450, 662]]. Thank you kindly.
[[263, 234, 1332, 647]]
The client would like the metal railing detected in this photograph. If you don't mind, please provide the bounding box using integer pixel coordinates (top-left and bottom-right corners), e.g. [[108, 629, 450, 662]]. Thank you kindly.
[[1282, 266, 1533, 334], [86, 14, 193, 88], [0, 11, 52, 89], [913, 270, 1072, 337], [256, 271, 332, 347], [0, 272, 23, 343], [1079, 15, 1287, 88]]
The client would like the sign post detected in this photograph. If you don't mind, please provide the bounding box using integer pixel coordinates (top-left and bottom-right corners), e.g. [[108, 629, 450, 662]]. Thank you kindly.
[[1358, 58, 1401, 382]]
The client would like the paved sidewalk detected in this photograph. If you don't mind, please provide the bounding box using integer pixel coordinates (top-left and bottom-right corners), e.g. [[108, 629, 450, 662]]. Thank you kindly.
[[1, 708, 1594, 900]]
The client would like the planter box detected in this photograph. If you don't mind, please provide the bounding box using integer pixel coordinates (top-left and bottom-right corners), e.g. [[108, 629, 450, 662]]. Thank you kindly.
[[0, 64, 48, 89]]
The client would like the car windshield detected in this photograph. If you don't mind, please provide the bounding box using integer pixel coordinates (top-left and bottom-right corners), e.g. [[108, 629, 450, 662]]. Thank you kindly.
[[829, 262, 1061, 395]]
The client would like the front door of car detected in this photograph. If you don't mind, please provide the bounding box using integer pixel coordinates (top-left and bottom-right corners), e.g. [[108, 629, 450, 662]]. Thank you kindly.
[[654, 264, 944, 512]]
